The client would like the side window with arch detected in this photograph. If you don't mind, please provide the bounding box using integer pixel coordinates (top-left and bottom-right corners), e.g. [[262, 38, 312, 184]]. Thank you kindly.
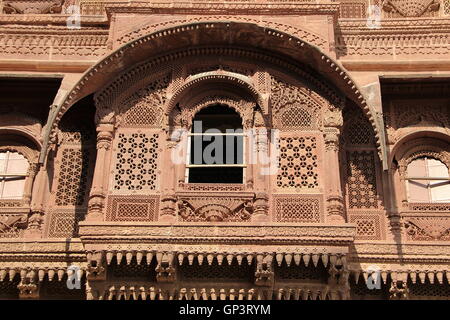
[[0, 151, 29, 199], [187, 105, 244, 184], [407, 157, 450, 203]]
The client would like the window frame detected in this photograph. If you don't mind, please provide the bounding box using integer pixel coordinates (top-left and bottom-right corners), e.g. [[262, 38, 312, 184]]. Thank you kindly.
[[0, 150, 30, 200], [185, 131, 247, 184], [406, 156, 450, 203]]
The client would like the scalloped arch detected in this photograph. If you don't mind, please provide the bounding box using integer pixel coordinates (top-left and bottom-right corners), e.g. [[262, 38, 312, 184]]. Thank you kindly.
[[40, 21, 385, 165]]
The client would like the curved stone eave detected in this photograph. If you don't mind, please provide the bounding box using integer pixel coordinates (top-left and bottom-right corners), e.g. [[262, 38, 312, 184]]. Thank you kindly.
[[39, 21, 386, 166]]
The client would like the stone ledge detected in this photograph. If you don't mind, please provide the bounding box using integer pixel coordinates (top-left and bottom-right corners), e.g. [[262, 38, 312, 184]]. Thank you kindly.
[[78, 222, 356, 245], [0, 59, 97, 72], [341, 60, 450, 72]]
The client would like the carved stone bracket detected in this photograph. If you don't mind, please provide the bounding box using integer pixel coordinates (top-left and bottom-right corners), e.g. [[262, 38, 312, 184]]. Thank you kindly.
[[86, 251, 106, 281], [389, 280, 409, 300], [17, 269, 39, 299], [327, 254, 350, 300], [155, 252, 176, 283], [255, 254, 274, 287]]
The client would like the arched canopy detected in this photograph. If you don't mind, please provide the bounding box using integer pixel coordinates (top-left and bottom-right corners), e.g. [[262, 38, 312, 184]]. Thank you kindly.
[[390, 130, 450, 166], [41, 21, 385, 165]]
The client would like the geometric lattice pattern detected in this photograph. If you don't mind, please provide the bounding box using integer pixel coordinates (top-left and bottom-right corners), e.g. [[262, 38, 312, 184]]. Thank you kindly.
[[106, 195, 159, 221], [180, 261, 254, 281], [0, 276, 19, 299], [55, 148, 92, 206], [409, 203, 450, 212], [350, 277, 387, 300], [409, 283, 450, 299], [347, 151, 379, 209], [279, 106, 318, 130], [345, 119, 375, 146], [274, 195, 322, 223], [40, 277, 86, 300], [113, 132, 159, 192], [122, 74, 170, 127], [343, 103, 375, 146], [445, 0, 450, 15], [110, 261, 156, 280], [348, 213, 382, 240], [277, 136, 319, 189], [277, 262, 328, 281], [47, 209, 85, 238], [338, 1, 367, 18]]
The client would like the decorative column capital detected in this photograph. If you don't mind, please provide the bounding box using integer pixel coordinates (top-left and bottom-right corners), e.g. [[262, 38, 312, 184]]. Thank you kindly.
[[323, 108, 343, 128], [27, 162, 40, 177], [326, 195, 345, 223], [159, 194, 178, 222], [323, 127, 341, 152], [251, 192, 269, 222], [96, 124, 114, 150]]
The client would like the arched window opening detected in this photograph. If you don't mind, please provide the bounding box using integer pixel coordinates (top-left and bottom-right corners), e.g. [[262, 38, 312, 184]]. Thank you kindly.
[[0, 151, 29, 199], [187, 105, 244, 184], [407, 157, 450, 203]]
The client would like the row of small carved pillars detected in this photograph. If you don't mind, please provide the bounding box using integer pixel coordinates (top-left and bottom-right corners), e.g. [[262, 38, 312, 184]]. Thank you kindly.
[[354, 270, 450, 285], [89, 287, 341, 301]]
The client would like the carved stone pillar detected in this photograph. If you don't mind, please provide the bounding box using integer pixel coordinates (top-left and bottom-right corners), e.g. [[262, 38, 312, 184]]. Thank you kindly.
[[323, 109, 345, 223], [86, 124, 114, 221], [26, 163, 49, 238], [387, 163, 402, 236], [397, 163, 409, 211], [251, 128, 270, 222], [159, 134, 181, 222], [22, 163, 39, 204]]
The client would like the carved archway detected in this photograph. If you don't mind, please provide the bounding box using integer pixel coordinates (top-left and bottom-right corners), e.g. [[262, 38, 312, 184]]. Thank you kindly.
[[40, 22, 385, 165]]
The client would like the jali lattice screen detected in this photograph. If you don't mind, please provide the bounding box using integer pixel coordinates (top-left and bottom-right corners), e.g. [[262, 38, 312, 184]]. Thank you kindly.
[[112, 131, 160, 192]]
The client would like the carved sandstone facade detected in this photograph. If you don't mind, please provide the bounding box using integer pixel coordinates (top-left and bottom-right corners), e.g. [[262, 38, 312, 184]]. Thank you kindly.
[[0, 0, 449, 300]]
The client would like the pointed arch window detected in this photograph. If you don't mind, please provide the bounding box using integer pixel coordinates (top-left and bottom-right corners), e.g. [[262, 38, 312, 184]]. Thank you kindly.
[[407, 157, 450, 203], [0, 151, 29, 199], [186, 105, 244, 184]]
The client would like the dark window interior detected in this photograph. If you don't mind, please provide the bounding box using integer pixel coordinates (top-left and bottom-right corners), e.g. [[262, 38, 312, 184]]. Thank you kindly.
[[188, 104, 244, 184]]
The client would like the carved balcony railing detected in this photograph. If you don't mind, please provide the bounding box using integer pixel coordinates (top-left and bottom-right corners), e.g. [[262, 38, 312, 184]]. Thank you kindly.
[[0, 200, 30, 238]]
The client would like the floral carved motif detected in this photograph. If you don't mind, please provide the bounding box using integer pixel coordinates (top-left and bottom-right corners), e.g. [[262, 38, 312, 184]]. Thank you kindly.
[[0, 214, 27, 238], [2, 0, 64, 14], [116, 75, 170, 128], [171, 95, 256, 130], [404, 217, 450, 241], [176, 197, 254, 222], [271, 77, 323, 130], [383, 0, 440, 17]]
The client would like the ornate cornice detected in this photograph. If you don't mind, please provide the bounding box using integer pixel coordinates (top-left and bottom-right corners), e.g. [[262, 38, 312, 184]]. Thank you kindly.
[[104, 1, 340, 15], [337, 17, 450, 30], [0, 14, 108, 25], [78, 223, 356, 245], [350, 242, 450, 263]]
